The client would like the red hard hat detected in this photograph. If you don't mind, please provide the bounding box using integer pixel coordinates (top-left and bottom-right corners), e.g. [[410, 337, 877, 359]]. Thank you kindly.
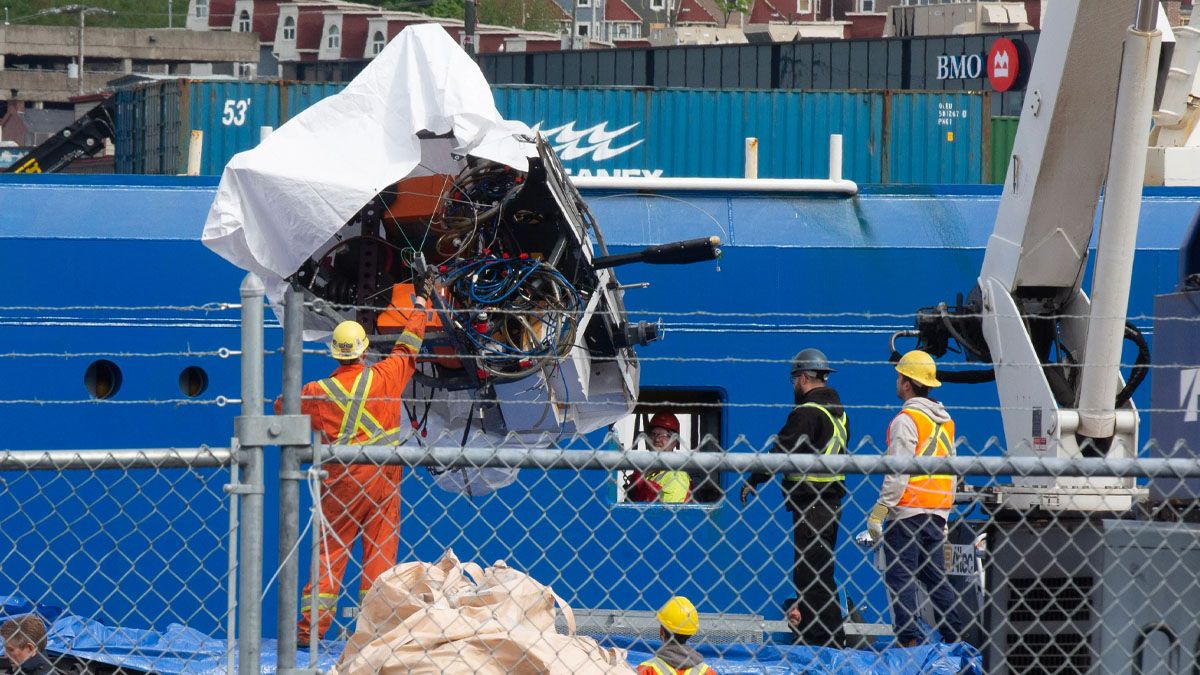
[[648, 412, 680, 434]]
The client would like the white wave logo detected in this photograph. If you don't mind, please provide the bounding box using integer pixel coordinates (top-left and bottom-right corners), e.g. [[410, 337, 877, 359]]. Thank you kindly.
[[531, 121, 644, 161]]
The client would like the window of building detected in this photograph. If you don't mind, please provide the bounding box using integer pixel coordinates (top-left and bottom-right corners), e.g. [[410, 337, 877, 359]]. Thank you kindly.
[[237, 9, 251, 32], [195, 0, 208, 19], [578, 0, 591, 8], [327, 24, 341, 49], [282, 16, 296, 40], [796, 0, 811, 12], [611, 389, 725, 505], [615, 23, 629, 38], [858, 0, 874, 11], [649, 0, 666, 10], [372, 30, 386, 55], [577, 23, 589, 35]]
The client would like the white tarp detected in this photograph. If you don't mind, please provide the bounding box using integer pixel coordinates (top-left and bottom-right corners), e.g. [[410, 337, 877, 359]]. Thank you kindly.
[[201, 24, 535, 288]]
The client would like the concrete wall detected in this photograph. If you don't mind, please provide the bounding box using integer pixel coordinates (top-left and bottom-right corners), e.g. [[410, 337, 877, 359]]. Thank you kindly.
[[0, 25, 258, 62], [0, 70, 116, 104], [0, 25, 259, 103]]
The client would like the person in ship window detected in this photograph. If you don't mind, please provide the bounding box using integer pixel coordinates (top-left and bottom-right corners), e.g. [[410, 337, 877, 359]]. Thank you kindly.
[[625, 412, 692, 503]]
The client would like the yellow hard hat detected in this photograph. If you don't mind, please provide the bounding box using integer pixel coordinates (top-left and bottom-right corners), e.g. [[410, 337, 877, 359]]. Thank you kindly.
[[330, 321, 368, 360], [896, 349, 941, 388], [656, 596, 700, 636]]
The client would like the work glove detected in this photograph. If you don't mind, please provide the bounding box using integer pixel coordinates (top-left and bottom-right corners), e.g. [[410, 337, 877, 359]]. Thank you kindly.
[[417, 271, 437, 302], [854, 531, 877, 549], [867, 503, 889, 542], [740, 482, 757, 506]]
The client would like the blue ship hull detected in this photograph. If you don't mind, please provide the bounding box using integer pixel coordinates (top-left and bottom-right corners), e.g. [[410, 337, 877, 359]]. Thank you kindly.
[[1, 175, 1196, 639]]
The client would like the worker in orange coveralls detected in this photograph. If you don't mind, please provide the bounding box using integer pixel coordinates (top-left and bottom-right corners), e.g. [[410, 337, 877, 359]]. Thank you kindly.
[[289, 279, 431, 642]]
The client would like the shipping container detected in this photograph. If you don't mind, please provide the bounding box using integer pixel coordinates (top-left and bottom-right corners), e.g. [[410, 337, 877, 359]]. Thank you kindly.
[[988, 116, 1019, 184], [114, 81, 988, 184], [885, 92, 986, 184], [494, 87, 887, 182], [479, 31, 1037, 116], [282, 82, 346, 122], [115, 80, 282, 175], [287, 32, 1037, 116]]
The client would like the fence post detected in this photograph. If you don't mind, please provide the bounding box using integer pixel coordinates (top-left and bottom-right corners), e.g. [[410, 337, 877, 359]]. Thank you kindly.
[[236, 273, 265, 675], [277, 284, 306, 672]]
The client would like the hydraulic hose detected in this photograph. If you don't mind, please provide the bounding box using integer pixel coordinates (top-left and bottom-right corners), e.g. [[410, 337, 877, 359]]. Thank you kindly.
[[1115, 322, 1150, 408]]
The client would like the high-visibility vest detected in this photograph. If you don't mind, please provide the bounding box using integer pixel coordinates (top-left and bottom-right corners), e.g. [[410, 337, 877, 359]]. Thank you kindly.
[[316, 369, 402, 445], [644, 470, 691, 503], [892, 408, 955, 509], [784, 402, 848, 483], [638, 657, 713, 675]]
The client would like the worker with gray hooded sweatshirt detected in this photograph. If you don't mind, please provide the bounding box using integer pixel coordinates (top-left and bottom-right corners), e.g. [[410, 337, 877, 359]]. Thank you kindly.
[[865, 350, 966, 646], [741, 348, 849, 647]]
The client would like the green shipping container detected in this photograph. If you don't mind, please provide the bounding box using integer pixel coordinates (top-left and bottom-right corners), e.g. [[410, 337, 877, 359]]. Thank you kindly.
[[988, 116, 1019, 184]]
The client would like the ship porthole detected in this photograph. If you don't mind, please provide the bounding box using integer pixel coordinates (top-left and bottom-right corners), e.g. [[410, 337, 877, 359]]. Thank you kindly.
[[84, 360, 123, 400], [178, 366, 209, 398]]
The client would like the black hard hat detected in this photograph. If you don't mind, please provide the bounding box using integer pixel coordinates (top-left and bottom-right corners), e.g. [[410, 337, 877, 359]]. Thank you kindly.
[[791, 348, 834, 376]]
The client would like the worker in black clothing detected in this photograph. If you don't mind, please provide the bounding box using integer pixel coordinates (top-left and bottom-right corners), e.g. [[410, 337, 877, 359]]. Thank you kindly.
[[740, 348, 848, 648]]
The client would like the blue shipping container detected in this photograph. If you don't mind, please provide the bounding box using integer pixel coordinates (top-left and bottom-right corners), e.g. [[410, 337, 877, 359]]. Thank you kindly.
[[494, 87, 886, 182], [886, 92, 986, 184], [114, 80, 987, 183], [115, 79, 282, 175]]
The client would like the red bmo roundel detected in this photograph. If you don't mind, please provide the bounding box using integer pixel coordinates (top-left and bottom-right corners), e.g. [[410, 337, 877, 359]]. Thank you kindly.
[[988, 38, 1020, 92]]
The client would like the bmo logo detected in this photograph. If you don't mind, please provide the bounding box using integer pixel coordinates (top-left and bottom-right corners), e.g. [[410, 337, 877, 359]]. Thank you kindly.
[[935, 38, 1027, 92], [988, 38, 1020, 92], [936, 54, 983, 80]]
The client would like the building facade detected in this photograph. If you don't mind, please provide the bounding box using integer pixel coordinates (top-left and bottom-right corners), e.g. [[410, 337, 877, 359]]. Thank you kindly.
[[188, 0, 565, 81], [0, 24, 258, 105]]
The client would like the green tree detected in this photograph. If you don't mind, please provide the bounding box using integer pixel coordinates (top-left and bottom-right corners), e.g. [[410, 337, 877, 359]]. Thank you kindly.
[[713, 0, 750, 27], [2, 1, 185, 28], [478, 0, 561, 32], [368, 0, 465, 19]]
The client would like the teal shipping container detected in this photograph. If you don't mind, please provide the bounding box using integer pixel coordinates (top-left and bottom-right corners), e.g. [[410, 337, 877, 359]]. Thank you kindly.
[[885, 92, 987, 184], [114, 80, 282, 176], [115, 80, 989, 184]]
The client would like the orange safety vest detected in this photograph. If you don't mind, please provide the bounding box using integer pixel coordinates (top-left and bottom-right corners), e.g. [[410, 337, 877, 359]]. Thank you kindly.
[[891, 408, 955, 510]]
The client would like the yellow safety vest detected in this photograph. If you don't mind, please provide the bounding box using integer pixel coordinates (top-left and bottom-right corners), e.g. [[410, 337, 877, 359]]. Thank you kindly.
[[315, 370, 403, 445], [638, 657, 711, 675], [784, 402, 848, 483]]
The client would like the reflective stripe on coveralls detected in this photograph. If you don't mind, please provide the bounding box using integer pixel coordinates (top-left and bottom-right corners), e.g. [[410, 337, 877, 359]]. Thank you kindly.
[[784, 402, 848, 483]]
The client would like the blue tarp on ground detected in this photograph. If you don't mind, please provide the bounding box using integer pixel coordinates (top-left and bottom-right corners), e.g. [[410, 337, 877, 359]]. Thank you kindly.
[[34, 613, 981, 674], [611, 636, 981, 674]]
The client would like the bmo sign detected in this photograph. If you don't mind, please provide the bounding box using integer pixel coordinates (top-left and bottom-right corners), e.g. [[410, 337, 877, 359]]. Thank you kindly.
[[936, 53, 983, 81], [936, 37, 1026, 92]]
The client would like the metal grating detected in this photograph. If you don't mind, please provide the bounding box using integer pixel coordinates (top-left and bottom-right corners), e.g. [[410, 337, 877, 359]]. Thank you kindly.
[[1007, 576, 1094, 622]]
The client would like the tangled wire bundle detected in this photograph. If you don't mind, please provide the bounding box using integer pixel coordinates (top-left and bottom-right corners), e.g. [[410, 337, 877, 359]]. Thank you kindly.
[[440, 255, 583, 380]]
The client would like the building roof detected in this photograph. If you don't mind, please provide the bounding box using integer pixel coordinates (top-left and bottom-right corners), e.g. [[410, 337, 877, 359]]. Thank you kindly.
[[253, 0, 279, 42], [748, 0, 783, 24], [296, 9, 326, 51], [605, 0, 642, 22], [341, 13, 370, 57], [208, 0, 236, 28], [676, 0, 719, 25], [542, 0, 571, 22]]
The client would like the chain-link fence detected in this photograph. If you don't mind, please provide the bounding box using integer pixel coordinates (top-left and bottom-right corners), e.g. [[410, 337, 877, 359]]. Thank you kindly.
[[3, 280, 1200, 675], [285, 437, 1200, 675], [0, 448, 238, 673]]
